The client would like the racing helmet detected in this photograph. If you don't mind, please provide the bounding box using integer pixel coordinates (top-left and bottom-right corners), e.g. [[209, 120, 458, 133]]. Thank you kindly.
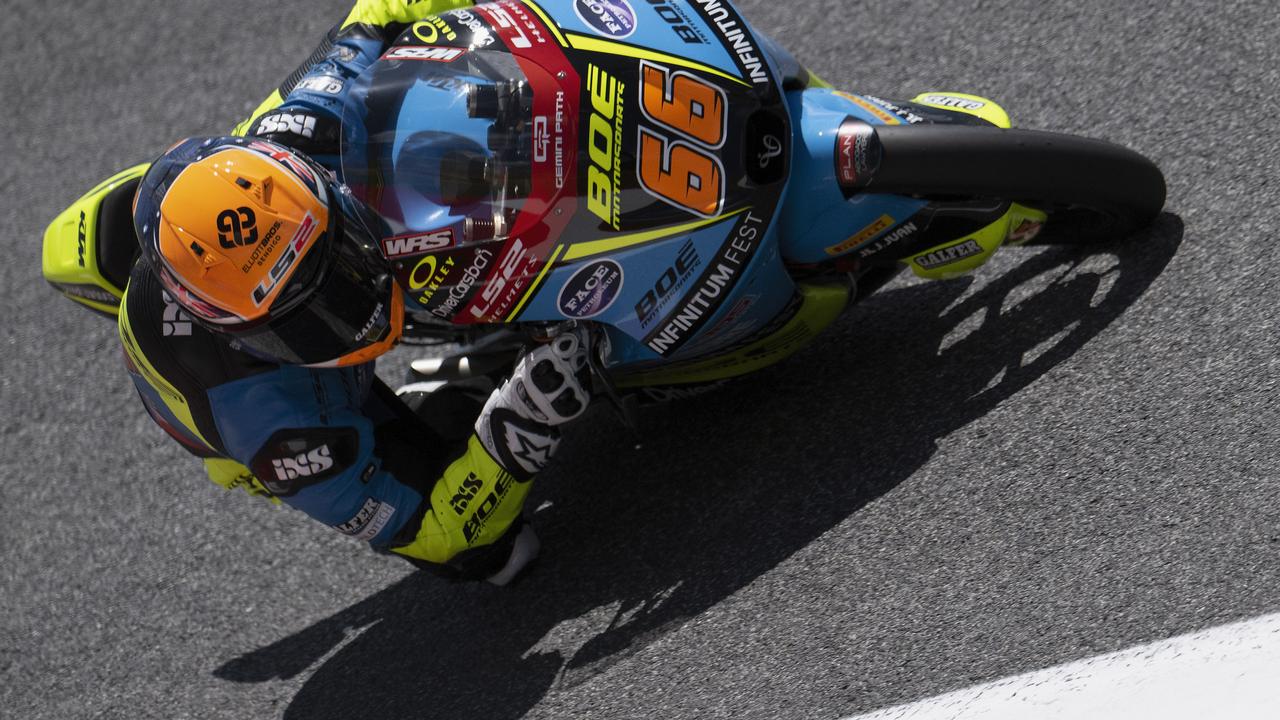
[[133, 136, 402, 367]]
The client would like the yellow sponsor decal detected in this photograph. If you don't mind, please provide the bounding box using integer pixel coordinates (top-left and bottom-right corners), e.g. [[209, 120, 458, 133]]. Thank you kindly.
[[408, 254, 457, 304], [412, 16, 458, 44], [586, 63, 626, 230], [834, 91, 900, 125], [825, 214, 895, 256]]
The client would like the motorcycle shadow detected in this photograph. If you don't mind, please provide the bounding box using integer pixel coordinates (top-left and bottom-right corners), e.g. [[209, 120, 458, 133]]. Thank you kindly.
[[215, 214, 1184, 719]]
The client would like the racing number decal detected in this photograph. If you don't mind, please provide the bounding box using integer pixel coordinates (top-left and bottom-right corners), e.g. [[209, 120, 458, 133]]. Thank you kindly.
[[639, 63, 726, 147], [637, 134, 724, 218], [636, 62, 727, 218]]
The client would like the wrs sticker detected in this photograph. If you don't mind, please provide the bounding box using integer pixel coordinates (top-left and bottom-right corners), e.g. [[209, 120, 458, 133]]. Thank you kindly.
[[383, 45, 467, 62], [557, 259, 623, 318], [574, 0, 637, 39]]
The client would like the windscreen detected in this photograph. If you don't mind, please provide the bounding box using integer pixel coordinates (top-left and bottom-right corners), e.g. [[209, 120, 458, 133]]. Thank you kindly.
[[340, 47, 536, 247]]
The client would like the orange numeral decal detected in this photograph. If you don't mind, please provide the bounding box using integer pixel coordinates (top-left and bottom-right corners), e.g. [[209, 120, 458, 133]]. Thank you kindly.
[[639, 62, 727, 148], [638, 128, 724, 218]]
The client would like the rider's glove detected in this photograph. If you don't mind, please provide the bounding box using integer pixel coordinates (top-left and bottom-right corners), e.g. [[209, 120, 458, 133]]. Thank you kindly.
[[474, 327, 592, 477]]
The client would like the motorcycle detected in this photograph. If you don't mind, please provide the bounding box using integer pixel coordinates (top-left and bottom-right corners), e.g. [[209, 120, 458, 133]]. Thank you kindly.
[[43, 0, 1166, 413]]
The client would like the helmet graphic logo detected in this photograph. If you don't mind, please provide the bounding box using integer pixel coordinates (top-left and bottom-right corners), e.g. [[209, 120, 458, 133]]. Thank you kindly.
[[136, 136, 404, 367], [216, 206, 259, 249]]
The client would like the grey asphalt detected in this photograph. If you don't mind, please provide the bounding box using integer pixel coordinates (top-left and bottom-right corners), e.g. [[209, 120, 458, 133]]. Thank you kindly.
[[3, 1, 1278, 719]]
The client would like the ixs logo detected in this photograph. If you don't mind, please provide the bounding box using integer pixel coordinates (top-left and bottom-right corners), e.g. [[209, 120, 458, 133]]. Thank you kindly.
[[636, 239, 699, 326], [449, 473, 485, 515], [256, 113, 317, 139], [160, 291, 193, 337], [381, 229, 454, 259], [271, 445, 334, 481], [574, 0, 637, 39], [334, 497, 397, 541], [383, 45, 467, 62], [558, 259, 624, 318]]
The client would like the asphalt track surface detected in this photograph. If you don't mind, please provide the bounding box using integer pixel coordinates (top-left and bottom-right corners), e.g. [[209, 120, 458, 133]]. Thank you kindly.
[[3, 1, 1278, 718]]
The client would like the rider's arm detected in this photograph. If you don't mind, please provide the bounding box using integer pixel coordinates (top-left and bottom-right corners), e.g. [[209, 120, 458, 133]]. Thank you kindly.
[[118, 264, 528, 578], [229, 0, 477, 137], [220, 368, 573, 581]]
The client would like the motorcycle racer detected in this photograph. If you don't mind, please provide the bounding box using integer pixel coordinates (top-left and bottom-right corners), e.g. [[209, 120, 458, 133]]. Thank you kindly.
[[102, 0, 596, 585]]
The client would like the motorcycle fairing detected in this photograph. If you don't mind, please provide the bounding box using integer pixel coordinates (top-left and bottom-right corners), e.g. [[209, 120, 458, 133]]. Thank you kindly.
[[342, 0, 800, 366]]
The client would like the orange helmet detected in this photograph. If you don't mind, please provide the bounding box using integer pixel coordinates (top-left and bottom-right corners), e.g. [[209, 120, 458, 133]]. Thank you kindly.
[[133, 137, 402, 366]]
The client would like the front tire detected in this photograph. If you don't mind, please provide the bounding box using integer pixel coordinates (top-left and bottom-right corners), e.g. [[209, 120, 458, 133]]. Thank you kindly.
[[866, 125, 1166, 244]]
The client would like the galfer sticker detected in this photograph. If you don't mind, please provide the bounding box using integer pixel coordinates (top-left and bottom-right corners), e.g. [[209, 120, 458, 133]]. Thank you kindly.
[[334, 497, 397, 541], [915, 239, 984, 270]]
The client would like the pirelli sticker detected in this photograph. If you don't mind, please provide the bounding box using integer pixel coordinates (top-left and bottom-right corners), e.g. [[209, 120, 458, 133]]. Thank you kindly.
[[825, 215, 894, 256]]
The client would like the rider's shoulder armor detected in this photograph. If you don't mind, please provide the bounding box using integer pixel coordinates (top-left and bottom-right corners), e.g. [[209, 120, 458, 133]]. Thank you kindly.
[[118, 261, 277, 456], [43, 164, 150, 316]]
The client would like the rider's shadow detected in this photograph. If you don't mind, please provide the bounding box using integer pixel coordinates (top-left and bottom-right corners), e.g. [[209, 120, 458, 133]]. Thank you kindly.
[[215, 214, 1183, 719]]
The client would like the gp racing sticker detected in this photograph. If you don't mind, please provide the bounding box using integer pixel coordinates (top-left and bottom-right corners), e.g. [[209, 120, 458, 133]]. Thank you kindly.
[[557, 259, 624, 318]]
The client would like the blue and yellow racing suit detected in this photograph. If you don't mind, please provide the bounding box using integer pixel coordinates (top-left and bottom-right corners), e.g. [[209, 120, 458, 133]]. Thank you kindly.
[[118, 0, 549, 580]]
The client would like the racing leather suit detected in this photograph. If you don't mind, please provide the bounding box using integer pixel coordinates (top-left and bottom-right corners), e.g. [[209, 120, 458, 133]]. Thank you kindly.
[[118, 0, 564, 581]]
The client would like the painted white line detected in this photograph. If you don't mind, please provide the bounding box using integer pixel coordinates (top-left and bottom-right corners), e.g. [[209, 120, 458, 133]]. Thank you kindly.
[[845, 612, 1280, 720]]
